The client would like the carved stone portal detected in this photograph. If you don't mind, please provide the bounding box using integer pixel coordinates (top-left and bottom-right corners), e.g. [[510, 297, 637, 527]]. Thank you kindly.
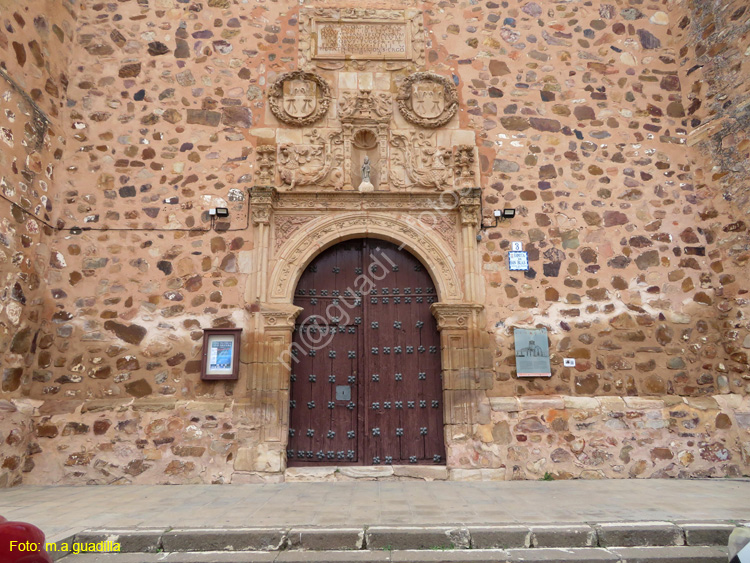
[[397, 72, 459, 129], [268, 70, 332, 127]]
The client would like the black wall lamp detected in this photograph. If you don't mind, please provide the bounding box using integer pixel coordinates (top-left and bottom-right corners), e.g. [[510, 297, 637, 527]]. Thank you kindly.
[[484, 208, 516, 228], [209, 207, 229, 218]]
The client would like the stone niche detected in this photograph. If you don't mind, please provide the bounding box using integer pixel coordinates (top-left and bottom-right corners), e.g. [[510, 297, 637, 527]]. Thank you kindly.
[[244, 8, 493, 477]]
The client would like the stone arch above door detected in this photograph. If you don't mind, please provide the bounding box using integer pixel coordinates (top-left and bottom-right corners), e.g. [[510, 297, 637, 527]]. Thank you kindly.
[[268, 212, 463, 305]]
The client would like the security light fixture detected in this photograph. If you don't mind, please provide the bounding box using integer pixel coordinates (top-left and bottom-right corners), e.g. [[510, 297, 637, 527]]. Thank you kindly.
[[69, 227, 83, 235], [209, 207, 230, 218], [485, 208, 517, 228]]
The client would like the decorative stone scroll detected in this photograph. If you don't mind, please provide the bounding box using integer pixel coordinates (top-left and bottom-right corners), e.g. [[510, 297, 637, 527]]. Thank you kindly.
[[268, 70, 332, 127], [397, 72, 458, 129]]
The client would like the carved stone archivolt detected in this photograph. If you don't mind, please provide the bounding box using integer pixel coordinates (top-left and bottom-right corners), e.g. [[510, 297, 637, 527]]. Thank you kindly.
[[266, 209, 463, 303], [273, 215, 316, 252], [268, 70, 332, 127], [397, 72, 458, 129]]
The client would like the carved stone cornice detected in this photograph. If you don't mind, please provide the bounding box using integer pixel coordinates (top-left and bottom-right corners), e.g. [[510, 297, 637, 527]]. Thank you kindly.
[[270, 189, 468, 212], [430, 303, 484, 331], [261, 305, 303, 331]]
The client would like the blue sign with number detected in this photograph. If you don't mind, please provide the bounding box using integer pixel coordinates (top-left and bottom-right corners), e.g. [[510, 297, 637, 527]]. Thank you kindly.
[[508, 251, 529, 271]]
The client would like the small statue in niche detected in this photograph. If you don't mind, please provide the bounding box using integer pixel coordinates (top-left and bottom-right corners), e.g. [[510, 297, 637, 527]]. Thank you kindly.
[[362, 157, 371, 183], [358, 156, 374, 192]]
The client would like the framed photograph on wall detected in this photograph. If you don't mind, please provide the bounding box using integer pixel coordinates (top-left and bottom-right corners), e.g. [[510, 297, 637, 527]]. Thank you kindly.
[[200, 328, 242, 380]]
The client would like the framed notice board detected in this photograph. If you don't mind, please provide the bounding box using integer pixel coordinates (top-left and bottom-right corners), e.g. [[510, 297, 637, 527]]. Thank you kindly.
[[513, 327, 551, 377], [200, 328, 242, 380]]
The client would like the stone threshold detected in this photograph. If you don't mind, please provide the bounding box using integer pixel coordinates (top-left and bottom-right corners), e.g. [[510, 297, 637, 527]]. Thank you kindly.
[[55, 521, 738, 560], [284, 465, 450, 481]]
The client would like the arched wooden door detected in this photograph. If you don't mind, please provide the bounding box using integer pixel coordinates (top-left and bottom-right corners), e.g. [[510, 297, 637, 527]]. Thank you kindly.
[[287, 239, 445, 466]]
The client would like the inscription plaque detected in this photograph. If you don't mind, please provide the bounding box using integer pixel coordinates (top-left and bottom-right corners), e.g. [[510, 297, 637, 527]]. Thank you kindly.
[[314, 20, 410, 60]]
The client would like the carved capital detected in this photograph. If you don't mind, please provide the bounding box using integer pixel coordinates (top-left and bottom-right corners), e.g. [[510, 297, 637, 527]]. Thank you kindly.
[[261, 305, 303, 331], [250, 186, 277, 225], [430, 302, 484, 331]]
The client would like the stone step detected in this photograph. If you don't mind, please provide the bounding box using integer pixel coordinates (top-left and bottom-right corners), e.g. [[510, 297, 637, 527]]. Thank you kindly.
[[65, 521, 737, 555], [57, 546, 730, 563]]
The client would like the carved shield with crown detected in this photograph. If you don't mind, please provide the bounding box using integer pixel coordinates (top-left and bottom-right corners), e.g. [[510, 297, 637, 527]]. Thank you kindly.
[[268, 70, 331, 126], [397, 72, 458, 129]]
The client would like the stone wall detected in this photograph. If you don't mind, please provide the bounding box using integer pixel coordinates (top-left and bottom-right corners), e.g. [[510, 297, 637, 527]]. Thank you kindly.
[[0, 0, 748, 485], [0, 400, 34, 488], [0, 0, 75, 481]]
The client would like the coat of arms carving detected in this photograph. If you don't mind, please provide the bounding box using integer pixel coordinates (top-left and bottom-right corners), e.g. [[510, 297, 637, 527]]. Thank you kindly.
[[278, 130, 344, 190], [397, 72, 458, 128], [268, 71, 332, 126]]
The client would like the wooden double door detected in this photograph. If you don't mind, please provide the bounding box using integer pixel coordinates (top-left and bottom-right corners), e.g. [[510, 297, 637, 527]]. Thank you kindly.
[[288, 239, 445, 466]]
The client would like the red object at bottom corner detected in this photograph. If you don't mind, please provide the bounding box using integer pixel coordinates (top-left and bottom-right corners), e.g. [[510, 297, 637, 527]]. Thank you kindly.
[[0, 515, 53, 563]]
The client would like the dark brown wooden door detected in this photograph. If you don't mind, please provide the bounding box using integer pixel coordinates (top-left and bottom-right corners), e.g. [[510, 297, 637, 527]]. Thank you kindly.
[[288, 239, 445, 466]]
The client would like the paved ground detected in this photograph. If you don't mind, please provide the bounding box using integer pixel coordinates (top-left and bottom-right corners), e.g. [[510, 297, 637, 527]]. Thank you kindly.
[[1, 479, 749, 544]]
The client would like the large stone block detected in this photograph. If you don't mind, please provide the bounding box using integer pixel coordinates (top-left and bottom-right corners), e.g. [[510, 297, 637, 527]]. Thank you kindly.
[[161, 528, 286, 552], [681, 522, 736, 546], [234, 445, 284, 473], [530, 524, 596, 548], [74, 529, 166, 553], [468, 525, 531, 549], [365, 526, 470, 550], [608, 546, 728, 562], [505, 548, 619, 561], [287, 528, 365, 550], [596, 522, 683, 547]]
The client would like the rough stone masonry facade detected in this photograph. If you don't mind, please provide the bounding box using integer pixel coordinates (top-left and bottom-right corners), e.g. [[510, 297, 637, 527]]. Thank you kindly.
[[0, 0, 748, 487]]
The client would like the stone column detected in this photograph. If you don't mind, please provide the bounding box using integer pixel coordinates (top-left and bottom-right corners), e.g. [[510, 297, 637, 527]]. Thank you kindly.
[[458, 188, 483, 304], [257, 306, 302, 445], [248, 186, 276, 304], [431, 302, 493, 468]]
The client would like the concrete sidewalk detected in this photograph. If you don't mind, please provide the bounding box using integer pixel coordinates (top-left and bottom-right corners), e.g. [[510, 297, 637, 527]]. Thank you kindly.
[[1, 479, 749, 544]]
